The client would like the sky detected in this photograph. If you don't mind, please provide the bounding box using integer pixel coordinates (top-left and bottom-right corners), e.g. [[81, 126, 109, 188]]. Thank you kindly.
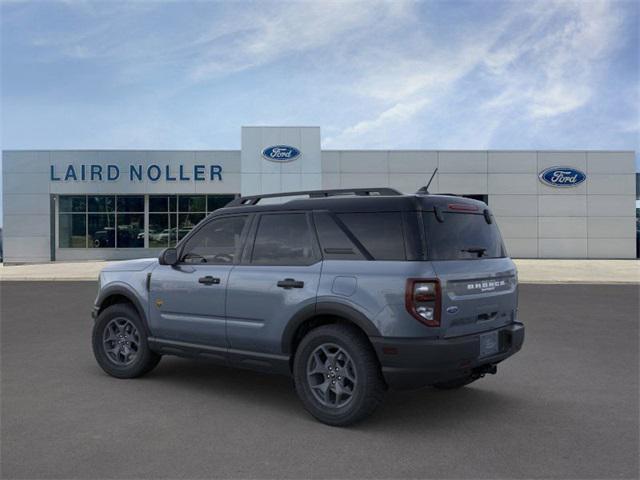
[[1, 0, 639, 224]]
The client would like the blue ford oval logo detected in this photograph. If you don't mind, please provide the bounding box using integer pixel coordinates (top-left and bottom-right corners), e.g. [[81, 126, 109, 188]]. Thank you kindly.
[[538, 166, 586, 188], [261, 145, 301, 163]]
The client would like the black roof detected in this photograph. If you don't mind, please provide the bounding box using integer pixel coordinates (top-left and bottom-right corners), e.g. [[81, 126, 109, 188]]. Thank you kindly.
[[216, 188, 488, 215]]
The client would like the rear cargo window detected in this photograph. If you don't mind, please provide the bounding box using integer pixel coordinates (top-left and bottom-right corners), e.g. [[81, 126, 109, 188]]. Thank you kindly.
[[423, 212, 506, 260], [337, 213, 405, 260], [313, 212, 365, 260]]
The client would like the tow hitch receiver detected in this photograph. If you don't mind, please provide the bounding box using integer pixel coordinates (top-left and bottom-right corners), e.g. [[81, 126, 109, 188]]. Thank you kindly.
[[472, 364, 497, 379]]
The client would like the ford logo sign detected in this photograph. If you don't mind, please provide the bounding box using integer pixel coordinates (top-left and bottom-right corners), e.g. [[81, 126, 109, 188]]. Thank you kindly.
[[261, 145, 301, 163], [538, 166, 586, 188]]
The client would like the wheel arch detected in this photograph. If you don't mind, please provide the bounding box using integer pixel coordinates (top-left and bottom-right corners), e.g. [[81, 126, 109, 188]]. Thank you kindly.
[[282, 302, 381, 358], [95, 285, 150, 336]]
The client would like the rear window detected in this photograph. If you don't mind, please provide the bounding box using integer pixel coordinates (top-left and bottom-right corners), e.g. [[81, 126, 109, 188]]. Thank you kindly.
[[423, 212, 506, 260], [313, 212, 365, 260], [337, 213, 405, 260]]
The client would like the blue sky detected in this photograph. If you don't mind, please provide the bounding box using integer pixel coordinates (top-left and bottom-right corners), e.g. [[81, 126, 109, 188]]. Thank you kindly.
[[1, 0, 639, 224]]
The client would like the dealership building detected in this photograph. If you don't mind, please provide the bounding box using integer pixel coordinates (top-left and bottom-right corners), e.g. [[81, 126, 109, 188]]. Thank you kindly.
[[2, 126, 637, 263]]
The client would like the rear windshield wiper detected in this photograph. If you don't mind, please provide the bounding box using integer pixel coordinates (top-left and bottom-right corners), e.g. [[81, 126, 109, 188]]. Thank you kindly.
[[461, 247, 487, 258]]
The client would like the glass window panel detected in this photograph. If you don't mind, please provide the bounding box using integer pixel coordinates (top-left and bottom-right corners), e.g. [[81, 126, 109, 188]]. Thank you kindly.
[[149, 213, 171, 248], [59, 196, 86, 213], [59, 214, 86, 248], [88, 214, 115, 248], [314, 212, 364, 260], [170, 212, 178, 246], [169, 195, 177, 212], [117, 196, 144, 213], [181, 216, 248, 264], [423, 212, 506, 260], [251, 214, 315, 266], [178, 195, 206, 212], [149, 196, 168, 212], [117, 213, 144, 248], [337, 213, 406, 260], [207, 195, 236, 212], [178, 213, 205, 241], [88, 196, 115, 213]]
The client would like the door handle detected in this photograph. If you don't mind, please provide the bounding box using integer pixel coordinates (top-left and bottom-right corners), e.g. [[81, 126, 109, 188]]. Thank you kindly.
[[198, 276, 221, 285], [277, 278, 304, 289]]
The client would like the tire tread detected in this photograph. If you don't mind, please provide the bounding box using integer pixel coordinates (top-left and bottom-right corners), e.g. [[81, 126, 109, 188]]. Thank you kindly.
[[293, 323, 385, 426], [92, 303, 161, 379]]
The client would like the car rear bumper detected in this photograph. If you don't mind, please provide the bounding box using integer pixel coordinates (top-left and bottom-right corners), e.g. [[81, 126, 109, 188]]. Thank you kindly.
[[371, 322, 525, 390]]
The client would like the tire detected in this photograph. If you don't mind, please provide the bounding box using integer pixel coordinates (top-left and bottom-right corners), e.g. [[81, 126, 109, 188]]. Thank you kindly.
[[293, 324, 385, 426], [92, 303, 161, 379], [432, 376, 478, 390]]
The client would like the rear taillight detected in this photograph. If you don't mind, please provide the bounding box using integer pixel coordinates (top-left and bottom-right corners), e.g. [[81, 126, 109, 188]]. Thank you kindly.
[[405, 279, 441, 327]]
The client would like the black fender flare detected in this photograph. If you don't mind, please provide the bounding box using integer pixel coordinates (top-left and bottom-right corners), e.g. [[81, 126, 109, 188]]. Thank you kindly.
[[281, 301, 381, 354], [95, 284, 151, 336]]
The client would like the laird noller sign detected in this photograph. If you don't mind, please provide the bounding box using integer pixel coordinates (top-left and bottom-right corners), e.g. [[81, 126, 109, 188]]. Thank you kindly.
[[50, 163, 223, 182]]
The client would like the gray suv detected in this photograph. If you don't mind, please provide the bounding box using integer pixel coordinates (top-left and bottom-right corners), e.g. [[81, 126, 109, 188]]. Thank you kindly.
[[92, 188, 524, 426]]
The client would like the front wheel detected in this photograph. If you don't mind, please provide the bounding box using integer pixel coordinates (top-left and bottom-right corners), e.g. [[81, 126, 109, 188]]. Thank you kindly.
[[293, 324, 385, 426], [92, 303, 161, 378]]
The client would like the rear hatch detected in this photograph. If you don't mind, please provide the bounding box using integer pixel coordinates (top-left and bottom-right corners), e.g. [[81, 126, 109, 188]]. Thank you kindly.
[[422, 206, 517, 339]]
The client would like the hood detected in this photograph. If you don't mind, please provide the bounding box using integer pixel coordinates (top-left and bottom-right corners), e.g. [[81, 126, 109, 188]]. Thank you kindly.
[[101, 258, 158, 273]]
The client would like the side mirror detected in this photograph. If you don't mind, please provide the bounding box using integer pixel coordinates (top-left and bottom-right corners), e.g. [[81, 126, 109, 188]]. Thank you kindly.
[[159, 247, 178, 266]]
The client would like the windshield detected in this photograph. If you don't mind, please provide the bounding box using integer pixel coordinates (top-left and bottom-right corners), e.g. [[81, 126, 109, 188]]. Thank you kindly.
[[423, 211, 506, 260]]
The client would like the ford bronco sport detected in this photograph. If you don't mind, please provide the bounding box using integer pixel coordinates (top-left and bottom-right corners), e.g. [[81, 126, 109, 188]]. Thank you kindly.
[[92, 188, 524, 426]]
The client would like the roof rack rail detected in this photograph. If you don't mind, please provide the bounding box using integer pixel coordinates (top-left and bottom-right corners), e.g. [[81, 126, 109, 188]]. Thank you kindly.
[[227, 187, 402, 207]]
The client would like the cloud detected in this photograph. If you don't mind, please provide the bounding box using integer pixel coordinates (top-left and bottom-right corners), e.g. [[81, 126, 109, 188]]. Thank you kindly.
[[18, 0, 413, 81], [483, 0, 624, 119], [325, 0, 629, 147], [189, 1, 412, 80], [2, 0, 637, 156], [334, 98, 430, 140]]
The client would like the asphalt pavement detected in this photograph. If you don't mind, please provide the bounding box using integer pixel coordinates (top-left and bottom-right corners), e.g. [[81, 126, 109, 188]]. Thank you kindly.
[[1, 282, 638, 479]]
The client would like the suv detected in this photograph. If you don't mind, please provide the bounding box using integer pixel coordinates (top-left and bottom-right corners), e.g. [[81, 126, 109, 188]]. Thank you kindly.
[[91, 188, 524, 426]]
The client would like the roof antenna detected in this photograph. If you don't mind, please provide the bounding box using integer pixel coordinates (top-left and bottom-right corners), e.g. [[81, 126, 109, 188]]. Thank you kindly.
[[416, 167, 438, 195]]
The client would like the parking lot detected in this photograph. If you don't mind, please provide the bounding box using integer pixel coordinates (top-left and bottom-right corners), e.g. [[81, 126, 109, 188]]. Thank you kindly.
[[1, 282, 638, 479]]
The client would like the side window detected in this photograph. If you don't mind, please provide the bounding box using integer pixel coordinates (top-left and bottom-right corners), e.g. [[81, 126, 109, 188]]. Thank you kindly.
[[181, 216, 248, 264], [337, 212, 406, 260], [251, 213, 317, 266], [313, 212, 365, 260]]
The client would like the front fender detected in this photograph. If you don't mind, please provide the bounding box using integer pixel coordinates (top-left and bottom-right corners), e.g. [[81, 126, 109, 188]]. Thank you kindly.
[[94, 276, 151, 335]]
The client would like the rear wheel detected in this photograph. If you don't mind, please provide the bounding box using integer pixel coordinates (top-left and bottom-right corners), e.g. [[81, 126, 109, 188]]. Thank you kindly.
[[92, 303, 161, 378], [293, 324, 385, 426]]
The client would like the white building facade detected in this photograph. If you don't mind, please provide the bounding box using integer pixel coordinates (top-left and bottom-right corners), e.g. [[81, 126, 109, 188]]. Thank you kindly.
[[2, 126, 637, 263]]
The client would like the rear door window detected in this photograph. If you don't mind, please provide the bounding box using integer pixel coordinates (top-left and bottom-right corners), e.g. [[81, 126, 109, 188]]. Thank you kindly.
[[337, 212, 406, 260], [423, 212, 506, 260], [251, 213, 318, 266]]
